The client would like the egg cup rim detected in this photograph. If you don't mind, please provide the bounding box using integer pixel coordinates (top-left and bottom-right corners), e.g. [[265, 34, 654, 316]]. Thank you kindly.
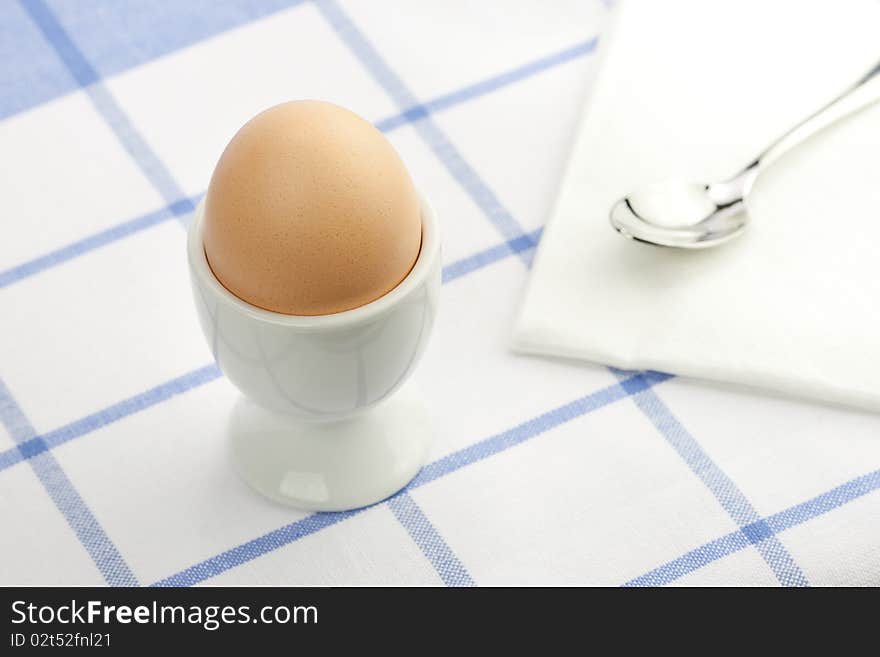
[[187, 192, 440, 330]]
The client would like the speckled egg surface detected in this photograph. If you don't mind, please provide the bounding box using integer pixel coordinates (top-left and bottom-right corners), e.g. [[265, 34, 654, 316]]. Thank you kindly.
[[203, 100, 422, 316]]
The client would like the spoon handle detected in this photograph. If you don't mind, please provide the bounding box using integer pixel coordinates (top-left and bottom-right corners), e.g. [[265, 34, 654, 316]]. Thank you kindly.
[[748, 58, 880, 176]]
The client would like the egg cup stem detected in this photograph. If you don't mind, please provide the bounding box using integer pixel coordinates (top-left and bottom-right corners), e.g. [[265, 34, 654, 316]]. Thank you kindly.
[[227, 381, 432, 510]]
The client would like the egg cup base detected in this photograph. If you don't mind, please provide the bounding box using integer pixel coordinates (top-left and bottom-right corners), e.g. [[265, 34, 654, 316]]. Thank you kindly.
[[228, 380, 433, 511]]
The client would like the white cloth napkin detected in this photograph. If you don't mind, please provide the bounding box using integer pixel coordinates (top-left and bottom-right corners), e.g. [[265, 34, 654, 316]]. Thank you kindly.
[[513, 0, 880, 411]]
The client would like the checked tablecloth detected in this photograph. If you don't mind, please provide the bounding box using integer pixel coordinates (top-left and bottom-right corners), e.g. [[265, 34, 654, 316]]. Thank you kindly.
[[1, 0, 879, 586]]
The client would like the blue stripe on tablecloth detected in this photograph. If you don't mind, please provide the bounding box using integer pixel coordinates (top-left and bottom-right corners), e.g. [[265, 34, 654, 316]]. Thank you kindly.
[[766, 468, 880, 534], [315, 0, 534, 256], [6, 0, 595, 124], [3, 0, 305, 120], [7, 2, 207, 584], [374, 37, 598, 132], [46, 0, 305, 79], [388, 492, 476, 587], [154, 509, 363, 587], [84, 85, 193, 212], [154, 373, 664, 586], [0, 32, 590, 290], [0, 377, 137, 586], [626, 468, 880, 586], [0, 365, 222, 472], [20, 0, 191, 214], [0, 2, 77, 119], [0, 195, 201, 289], [411, 373, 669, 489], [619, 375, 809, 586], [443, 228, 543, 284], [18, 0, 99, 86]]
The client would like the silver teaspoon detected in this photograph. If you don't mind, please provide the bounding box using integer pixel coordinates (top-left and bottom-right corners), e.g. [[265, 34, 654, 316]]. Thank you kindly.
[[610, 58, 880, 249]]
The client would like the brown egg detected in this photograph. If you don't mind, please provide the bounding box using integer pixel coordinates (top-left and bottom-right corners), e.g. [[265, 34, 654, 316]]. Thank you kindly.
[[203, 100, 422, 316]]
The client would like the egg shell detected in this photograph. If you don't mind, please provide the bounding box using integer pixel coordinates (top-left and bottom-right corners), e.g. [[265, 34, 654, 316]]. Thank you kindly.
[[203, 100, 422, 316]]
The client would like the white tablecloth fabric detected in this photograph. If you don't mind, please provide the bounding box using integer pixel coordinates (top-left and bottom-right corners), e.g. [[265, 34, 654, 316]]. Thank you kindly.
[[0, 0, 878, 586]]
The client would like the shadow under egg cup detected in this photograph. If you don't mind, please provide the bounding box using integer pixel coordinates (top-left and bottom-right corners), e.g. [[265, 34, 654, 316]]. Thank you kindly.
[[187, 194, 441, 511]]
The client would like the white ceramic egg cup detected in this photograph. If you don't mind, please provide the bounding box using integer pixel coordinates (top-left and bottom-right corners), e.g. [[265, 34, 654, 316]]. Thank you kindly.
[[187, 195, 440, 511]]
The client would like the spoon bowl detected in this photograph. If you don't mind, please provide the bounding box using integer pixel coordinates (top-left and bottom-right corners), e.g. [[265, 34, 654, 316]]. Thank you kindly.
[[610, 179, 749, 249], [609, 58, 880, 249]]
